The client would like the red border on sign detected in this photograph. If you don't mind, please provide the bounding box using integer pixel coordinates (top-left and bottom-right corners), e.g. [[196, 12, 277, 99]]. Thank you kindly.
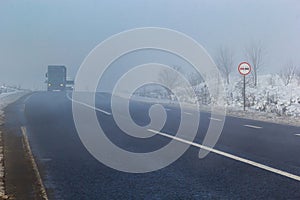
[[238, 62, 251, 76]]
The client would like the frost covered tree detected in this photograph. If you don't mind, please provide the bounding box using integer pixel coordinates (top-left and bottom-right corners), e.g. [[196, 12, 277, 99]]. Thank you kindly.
[[268, 74, 276, 88], [245, 41, 265, 87], [280, 62, 296, 86], [295, 66, 300, 86], [158, 65, 183, 99], [215, 46, 234, 84], [187, 72, 203, 87]]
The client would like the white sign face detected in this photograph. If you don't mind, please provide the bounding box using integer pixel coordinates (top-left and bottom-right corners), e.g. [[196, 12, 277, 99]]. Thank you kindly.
[[238, 62, 251, 76]]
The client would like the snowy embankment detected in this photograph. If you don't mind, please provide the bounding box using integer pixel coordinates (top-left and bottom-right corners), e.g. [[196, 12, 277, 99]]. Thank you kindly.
[[0, 89, 29, 199], [0, 91, 29, 121], [133, 74, 300, 126], [224, 74, 300, 126], [227, 74, 300, 116]]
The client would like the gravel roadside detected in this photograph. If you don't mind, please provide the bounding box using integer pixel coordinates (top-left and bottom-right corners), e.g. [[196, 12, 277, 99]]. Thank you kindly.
[[0, 92, 47, 200]]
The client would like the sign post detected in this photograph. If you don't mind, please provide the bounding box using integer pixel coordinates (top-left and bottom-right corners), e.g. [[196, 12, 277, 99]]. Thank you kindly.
[[238, 62, 251, 111]]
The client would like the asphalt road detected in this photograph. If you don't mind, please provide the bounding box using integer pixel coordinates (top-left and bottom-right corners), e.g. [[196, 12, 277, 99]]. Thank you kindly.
[[12, 91, 300, 199]]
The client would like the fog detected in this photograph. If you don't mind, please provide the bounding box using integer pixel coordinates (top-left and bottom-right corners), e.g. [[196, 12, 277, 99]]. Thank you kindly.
[[0, 0, 299, 90]]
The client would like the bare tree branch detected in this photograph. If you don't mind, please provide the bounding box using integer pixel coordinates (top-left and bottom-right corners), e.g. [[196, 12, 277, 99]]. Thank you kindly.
[[187, 72, 203, 87], [158, 65, 183, 98], [215, 46, 234, 84], [244, 41, 266, 86], [280, 61, 296, 86], [296, 67, 300, 86]]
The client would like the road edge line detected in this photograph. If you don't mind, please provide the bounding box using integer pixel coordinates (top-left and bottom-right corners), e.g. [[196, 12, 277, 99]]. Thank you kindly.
[[148, 129, 300, 182], [21, 126, 48, 200], [66, 92, 112, 115]]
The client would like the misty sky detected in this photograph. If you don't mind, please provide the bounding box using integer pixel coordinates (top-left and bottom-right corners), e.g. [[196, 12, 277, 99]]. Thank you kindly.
[[0, 0, 299, 90]]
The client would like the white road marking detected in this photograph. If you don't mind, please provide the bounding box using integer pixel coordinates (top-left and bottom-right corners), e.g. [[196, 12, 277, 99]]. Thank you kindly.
[[210, 117, 222, 122], [148, 129, 300, 182], [294, 134, 300, 136], [21, 126, 49, 199], [24, 93, 34, 104], [23, 93, 36, 112], [165, 108, 171, 111], [66, 93, 112, 116], [244, 124, 262, 129], [41, 158, 52, 162], [184, 112, 193, 115], [20, 104, 26, 112]]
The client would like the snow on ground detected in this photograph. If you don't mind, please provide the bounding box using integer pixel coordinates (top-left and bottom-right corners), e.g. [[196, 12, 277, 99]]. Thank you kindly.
[[0, 89, 28, 117], [227, 74, 300, 117], [0, 86, 29, 198], [133, 74, 300, 126]]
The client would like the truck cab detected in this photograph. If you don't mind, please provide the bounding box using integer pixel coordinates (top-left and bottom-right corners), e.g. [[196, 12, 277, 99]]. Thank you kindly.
[[46, 65, 67, 91]]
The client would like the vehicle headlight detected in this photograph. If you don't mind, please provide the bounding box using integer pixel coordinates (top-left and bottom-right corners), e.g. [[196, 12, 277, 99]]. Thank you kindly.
[[60, 83, 64, 87], [48, 83, 51, 86]]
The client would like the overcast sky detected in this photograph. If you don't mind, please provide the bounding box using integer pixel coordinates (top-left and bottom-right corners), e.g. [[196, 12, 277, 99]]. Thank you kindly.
[[0, 0, 299, 89]]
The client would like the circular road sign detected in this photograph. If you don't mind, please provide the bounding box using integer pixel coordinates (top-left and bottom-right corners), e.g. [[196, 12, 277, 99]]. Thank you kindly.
[[238, 62, 251, 76]]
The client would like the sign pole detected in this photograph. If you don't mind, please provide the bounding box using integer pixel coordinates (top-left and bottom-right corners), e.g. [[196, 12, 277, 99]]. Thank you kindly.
[[243, 75, 246, 111], [238, 62, 251, 112]]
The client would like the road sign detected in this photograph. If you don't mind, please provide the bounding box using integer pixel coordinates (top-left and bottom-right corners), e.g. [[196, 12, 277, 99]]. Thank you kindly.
[[238, 62, 251, 76]]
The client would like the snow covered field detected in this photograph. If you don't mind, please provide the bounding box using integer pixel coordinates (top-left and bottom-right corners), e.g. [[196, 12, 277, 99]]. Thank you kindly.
[[133, 74, 300, 126], [227, 74, 300, 116]]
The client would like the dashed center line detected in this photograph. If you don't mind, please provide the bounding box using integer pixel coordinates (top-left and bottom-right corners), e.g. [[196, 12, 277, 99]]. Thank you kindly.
[[147, 129, 300, 182], [67, 93, 299, 181], [210, 117, 222, 122], [66, 93, 112, 115], [244, 124, 262, 129], [41, 158, 52, 162]]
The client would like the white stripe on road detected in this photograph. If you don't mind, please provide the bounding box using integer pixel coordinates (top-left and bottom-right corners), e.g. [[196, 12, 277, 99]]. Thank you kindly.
[[23, 93, 36, 112], [40, 158, 52, 162], [184, 112, 193, 116], [21, 126, 49, 199], [209, 117, 222, 122], [295, 134, 300, 136], [244, 124, 262, 129], [148, 129, 300, 182], [24, 93, 34, 104], [66, 93, 112, 116]]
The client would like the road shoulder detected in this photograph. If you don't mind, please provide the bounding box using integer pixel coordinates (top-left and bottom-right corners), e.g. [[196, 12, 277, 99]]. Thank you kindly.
[[1, 94, 47, 200]]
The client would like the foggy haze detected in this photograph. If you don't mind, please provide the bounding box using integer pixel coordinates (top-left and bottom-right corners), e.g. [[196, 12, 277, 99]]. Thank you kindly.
[[0, 0, 299, 90]]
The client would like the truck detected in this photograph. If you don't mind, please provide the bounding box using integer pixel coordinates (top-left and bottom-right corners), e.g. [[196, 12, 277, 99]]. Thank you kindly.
[[46, 65, 67, 91]]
